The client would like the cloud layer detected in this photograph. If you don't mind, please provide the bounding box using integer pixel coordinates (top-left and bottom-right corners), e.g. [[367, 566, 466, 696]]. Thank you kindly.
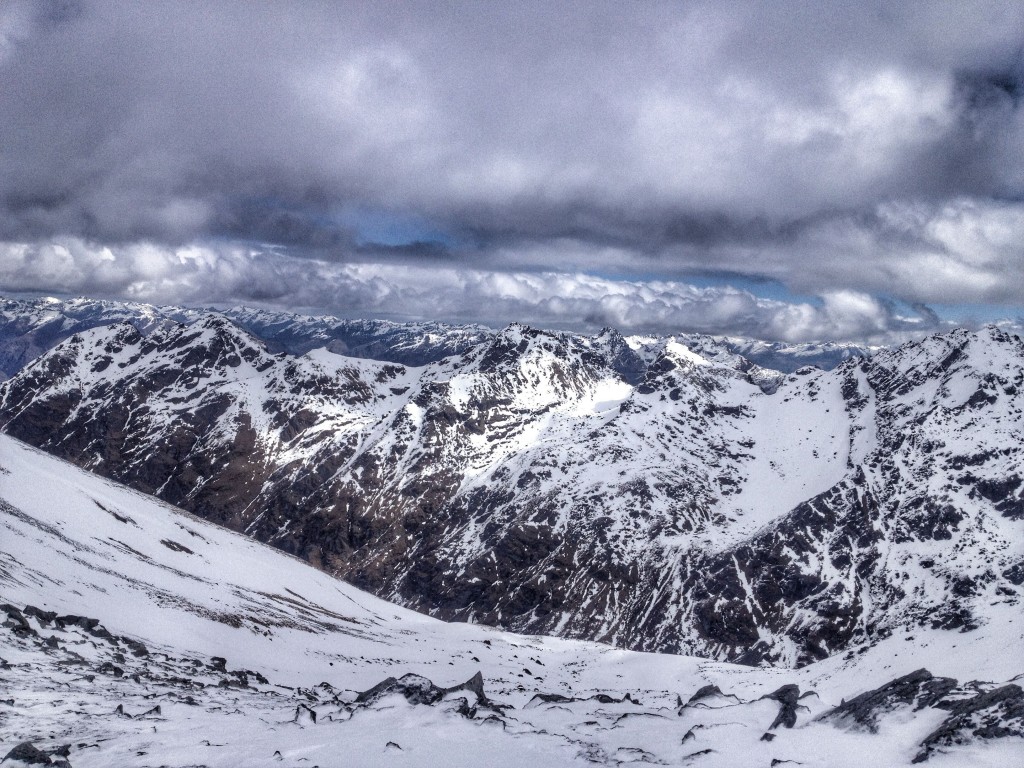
[[1, 1, 1022, 339], [0, 237, 978, 344]]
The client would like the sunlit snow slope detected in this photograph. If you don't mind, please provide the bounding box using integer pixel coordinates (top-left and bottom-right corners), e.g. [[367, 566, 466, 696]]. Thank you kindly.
[[2, 433, 1022, 767]]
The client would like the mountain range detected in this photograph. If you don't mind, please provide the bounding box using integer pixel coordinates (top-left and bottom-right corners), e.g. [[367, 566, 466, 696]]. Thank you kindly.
[[0, 295, 1020, 672]]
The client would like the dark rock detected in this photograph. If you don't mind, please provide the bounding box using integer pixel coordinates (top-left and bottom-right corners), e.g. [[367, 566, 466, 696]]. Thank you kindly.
[[1, 604, 34, 636], [2, 742, 53, 764], [23, 606, 57, 625], [356, 674, 444, 707], [97, 662, 123, 677], [54, 615, 99, 632], [820, 669, 957, 733], [683, 684, 742, 708], [354, 671, 503, 717], [760, 732, 776, 742], [913, 683, 1024, 763], [121, 638, 149, 657], [763, 684, 801, 729], [687, 684, 724, 704], [527, 692, 575, 706]]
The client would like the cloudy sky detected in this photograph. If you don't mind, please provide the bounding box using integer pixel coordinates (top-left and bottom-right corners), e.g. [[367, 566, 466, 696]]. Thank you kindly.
[[1, 1, 1023, 342]]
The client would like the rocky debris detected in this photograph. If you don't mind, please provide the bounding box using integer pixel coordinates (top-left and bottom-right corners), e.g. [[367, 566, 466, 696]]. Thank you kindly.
[[114, 704, 162, 719], [355, 673, 446, 706], [913, 684, 1024, 763], [120, 638, 149, 657], [820, 669, 957, 732], [96, 662, 123, 677], [527, 690, 636, 709], [0, 742, 69, 767], [1, 604, 34, 637], [817, 668, 1024, 761], [2, 448, 1022, 768], [22, 606, 57, 626], [526, 692, 575, 707], [53, 615, 99, 632], [763, 684, 801, 729], [353, 671, 504, 718], [682, 685, 743, 709]]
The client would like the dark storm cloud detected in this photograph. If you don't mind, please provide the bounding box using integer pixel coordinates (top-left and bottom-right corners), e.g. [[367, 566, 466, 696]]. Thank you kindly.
[[1, 0, 1023, 338]]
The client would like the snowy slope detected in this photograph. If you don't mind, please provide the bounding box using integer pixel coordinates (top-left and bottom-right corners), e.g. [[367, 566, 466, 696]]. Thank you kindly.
[[2, 433, 1022, 767], [1, 319, 1023, 668]]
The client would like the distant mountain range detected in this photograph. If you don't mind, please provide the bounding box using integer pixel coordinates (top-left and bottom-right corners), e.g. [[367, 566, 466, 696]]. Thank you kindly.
[[0, 295, 873, 381]]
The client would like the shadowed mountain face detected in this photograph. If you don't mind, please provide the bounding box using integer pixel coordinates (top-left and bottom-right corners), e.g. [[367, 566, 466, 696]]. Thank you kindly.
[[0, 300, 1022, 667]]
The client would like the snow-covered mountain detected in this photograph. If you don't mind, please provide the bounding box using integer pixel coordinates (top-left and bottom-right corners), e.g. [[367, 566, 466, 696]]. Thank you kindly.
[[2, 432, 1021, 766], [0, 296, 195, 381], [1, 308, 1022, 670], [0, 296, 492, 380], [0, 294, 873, 381]]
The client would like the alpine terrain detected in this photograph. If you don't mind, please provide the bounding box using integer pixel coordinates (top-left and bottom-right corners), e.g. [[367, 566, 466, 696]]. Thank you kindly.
[[2, 432, 1022, 766], [0, 297, 1020, 674]]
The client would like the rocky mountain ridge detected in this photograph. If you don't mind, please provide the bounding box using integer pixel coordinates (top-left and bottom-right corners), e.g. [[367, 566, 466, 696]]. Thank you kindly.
[[0, 294, 874, 379], [0, 302, 1021, 668]]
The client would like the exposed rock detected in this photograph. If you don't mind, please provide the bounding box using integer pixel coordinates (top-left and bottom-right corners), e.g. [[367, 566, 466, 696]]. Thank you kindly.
[[3, 307, 1023, 669], [763, 684, 801, 729], [820, 669, 957, 733], [1, 604, 33, 636], [1, 742, 54, 765], [354, 671, 502, 718], [913, 684, 1024, 763], [293, 703, 317, 725], [97, 662, 123, 678]]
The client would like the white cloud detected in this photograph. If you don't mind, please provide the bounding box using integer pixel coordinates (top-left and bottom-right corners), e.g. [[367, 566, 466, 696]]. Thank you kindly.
[[0, 237, 967, 343]]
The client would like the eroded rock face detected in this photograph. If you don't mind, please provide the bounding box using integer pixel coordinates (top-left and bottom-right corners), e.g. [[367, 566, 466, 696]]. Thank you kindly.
[[1, 313, 1023, 667]]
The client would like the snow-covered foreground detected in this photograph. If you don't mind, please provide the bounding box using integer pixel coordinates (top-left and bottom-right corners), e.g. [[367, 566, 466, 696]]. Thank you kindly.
[[1, 434, 1021, 767]]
